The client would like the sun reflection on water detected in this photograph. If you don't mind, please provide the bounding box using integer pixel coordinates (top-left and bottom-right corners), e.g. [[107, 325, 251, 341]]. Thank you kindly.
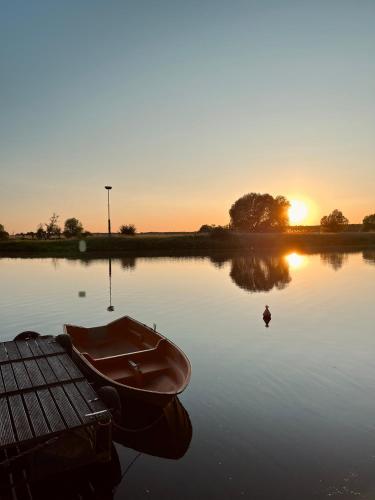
[[284, 252, 307, 269]]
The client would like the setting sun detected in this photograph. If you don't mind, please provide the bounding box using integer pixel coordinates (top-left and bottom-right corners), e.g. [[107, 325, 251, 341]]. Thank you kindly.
[[288, 200, 308, 225]]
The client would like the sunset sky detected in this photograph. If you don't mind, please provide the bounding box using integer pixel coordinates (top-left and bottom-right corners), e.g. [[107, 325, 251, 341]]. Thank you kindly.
[[1, 0, 374, 233]]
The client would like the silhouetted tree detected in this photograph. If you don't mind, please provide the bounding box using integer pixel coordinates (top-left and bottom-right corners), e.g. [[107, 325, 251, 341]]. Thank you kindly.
[[0, 224, 9, 240], [36, 224, 46, 239], [320, 209, 348, 232], [198, 224, 216, 233], [119, 224, 136, 235], [320, 252, 348, 271], [230, 254, 291, 292], [64, 217, 84, 238], [229, 193, 290, 232], [362, 214, 375, 232], [45, 213, 61, 239]]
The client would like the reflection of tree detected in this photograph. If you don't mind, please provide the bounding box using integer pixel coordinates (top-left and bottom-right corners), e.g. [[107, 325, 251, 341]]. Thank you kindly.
[[120, 257, 137, 270], [209, 254, 229, 269], [230, 255, 291, 292], [362, 250, 375, 265], [320, 252, 348, 271]]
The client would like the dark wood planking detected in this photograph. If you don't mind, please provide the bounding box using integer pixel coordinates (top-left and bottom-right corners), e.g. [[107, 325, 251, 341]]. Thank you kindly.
[[12, 362, 32, 391], [58, 354, 83, 379], [36, 389, 66, 433], [27, 340, 43, 358], [63, 383, 92, 424], [76, 380, 107, 413], [35, 358, 58, 385], [15, 341, 33, 359], [8, 395, 34, 442], [24, 360, 45, 387], [0, 344, 8, 363], [3, 342, 20, 361], [36, 338, 65, 355], [50, 386, 81, 428], [1, 364, 18, 393], [23, 392, 50, 437], [47, 356, 71, 382], [0, 397, 16, 447]]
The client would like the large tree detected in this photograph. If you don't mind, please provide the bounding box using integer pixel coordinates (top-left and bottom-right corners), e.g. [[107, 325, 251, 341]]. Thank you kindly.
[[0, 224, 9, 240], [320, 209, 349, 232], [229, 193, 290, 232], [362, 214, 375, 232], [64, 217, 84, 237]]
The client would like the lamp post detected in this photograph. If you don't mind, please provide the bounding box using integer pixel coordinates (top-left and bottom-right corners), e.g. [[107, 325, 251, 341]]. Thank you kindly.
[[105, 186, 112, 236]]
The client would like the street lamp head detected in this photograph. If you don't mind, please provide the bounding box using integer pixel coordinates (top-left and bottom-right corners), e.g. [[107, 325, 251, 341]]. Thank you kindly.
[[105, 186, 112, 190]]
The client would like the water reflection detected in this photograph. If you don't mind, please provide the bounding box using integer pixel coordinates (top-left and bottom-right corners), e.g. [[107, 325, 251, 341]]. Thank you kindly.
[[362, 249, 375, 265], [108, 257, 114, 312], [120, 257, 136, 270], [25, 445, 121, 500], [320, 252, 349, 271], [114, 397, 192, 460], [230, 254, 291, 293]]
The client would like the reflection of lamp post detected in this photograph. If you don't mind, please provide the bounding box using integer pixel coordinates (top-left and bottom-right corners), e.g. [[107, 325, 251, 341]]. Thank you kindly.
[[105, 186, 112, 236], [107, 257, 114, 312]]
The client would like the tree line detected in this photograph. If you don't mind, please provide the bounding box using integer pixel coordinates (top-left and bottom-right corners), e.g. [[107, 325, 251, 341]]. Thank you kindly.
[[0, 215, 137, 240], [199, 193, 375, 234]]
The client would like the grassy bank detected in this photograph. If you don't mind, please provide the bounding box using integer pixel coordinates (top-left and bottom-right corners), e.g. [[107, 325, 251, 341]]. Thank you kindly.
[[0, 232, 375, 258]]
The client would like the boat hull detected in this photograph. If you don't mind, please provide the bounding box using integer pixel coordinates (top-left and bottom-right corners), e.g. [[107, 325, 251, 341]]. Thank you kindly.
[[66, 316, 191, 408]]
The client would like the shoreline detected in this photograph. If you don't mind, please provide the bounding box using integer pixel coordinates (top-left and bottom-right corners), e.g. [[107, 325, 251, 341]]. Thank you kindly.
[[0, 232, 374, 258]]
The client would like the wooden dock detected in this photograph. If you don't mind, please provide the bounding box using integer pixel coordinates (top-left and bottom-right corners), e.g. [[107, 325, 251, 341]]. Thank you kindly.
[[0, 335, 112, 499]]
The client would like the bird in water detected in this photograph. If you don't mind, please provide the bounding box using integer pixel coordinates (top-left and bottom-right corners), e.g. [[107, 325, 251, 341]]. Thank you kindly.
[[263, 305, 271, 327]]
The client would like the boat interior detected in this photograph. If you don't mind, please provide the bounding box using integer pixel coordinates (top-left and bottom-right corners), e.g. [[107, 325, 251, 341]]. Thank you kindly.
[[65, 317, 189, 393]]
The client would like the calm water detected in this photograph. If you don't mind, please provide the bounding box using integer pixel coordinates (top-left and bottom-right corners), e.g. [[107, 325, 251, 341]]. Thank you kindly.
[[1, 250, 375, 499]]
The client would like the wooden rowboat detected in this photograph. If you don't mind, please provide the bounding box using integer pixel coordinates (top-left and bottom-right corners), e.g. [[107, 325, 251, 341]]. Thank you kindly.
[[64, 316, 191, 407]]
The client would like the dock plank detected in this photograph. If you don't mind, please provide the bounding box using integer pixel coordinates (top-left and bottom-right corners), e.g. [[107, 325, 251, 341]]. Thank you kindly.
[[35, 358, 57, 385], [50, 386, 81, 428], [36, 338, 65, 355], [12, 362, 32, 391], [47, 356, 70, 382], [0, 339, 109, 454], [15, 341, 33, 359], [63, 383, 91, 423], [24, 360, 45, 387], [3, 342, 20, 361], [76, 380, 107, 413], [58, 354, 83, 379], [23, 392, 49, 437], [0, 398, 16, 446], [8, 395, 34, 442], [37, 389, 66, 433], [0, 344, 8, 363], [1, 364, 18, 393], [27, 340, 43, 358]]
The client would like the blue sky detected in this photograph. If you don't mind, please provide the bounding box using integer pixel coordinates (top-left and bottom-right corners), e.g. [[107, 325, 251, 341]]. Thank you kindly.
[[1, 0, 374, 232]]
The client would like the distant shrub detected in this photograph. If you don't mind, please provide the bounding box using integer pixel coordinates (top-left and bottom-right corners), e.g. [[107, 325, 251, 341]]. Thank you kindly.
[[198, 224, 217, 233], [209, 226, 232, 240], [36, 224, 47, 239], [320, 209, 349, 232], [363, 214, 375, 232], [63, 217, 84, 238], [119, 224, 136, 235]]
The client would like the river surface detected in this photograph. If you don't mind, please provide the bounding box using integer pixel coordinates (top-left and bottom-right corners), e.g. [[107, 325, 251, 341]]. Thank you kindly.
[[0, 250, 374, 499]]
